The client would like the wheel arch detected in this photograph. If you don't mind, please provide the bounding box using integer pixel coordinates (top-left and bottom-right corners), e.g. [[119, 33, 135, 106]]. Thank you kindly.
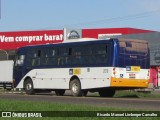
[[69, 75, 81, 88], [23, 76, 32, 88]]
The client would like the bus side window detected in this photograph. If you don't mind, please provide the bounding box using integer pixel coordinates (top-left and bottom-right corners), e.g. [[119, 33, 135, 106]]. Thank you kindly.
[[41, 49, 48, 66], [80, 45, 92, 65], [70, 45, 89, 66], [32, 50, 41, 66], [58, 47, 69, 65], [92, 44, 108, 65], [26, 49, 34, 67], [47, 49, 57, 66]]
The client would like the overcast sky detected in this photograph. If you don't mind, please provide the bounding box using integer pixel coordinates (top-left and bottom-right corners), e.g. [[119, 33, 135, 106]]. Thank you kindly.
[[0, 0, 160, 32]]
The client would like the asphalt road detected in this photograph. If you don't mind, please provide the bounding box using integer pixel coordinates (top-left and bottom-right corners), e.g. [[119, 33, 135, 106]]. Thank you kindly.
[[0, 91, 160, 111]]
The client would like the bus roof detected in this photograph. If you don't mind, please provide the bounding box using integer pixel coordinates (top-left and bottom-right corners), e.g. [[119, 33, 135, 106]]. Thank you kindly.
[[18, 38, 106, 49], [62, 38, 98, 43], [17, 38, 148, 50]]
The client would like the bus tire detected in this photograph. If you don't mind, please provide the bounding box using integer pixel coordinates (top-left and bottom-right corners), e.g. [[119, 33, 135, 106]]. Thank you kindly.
[[55, 90, 65, 96], [70, 79, 82, 97], [24, 78, 35, 95], [99, 89, 115, 97]]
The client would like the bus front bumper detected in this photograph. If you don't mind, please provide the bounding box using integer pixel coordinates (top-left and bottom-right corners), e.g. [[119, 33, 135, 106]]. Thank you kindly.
[[111, 77, 149, 88]]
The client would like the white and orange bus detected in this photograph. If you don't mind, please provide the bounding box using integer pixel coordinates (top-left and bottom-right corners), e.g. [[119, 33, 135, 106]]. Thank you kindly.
[[13, 38, 150, 97]]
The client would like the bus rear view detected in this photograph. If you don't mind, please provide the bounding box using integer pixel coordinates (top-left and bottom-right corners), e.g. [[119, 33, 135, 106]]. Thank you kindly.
[[111, 39, 150, 88]]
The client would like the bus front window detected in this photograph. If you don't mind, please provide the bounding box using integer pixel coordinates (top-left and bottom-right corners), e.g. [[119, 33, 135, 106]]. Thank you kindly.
[[15, 55, 25, 66]]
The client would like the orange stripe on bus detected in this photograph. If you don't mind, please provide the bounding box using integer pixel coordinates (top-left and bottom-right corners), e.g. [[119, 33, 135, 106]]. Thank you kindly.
[[111, 77, 149, 88]]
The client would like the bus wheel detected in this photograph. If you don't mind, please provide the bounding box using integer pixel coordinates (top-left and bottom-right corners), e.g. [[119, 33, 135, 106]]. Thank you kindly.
[[70, 79, 82, 97], [99, 89, 115, 97], [24, 78, 35, 95], [55, 90, 65, 96]]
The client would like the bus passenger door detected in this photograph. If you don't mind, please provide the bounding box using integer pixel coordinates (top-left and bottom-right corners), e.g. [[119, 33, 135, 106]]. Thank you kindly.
[[13, 51, 25, 88]]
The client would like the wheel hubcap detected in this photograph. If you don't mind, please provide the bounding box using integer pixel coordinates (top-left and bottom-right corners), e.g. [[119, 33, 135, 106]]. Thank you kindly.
[[26, 83, 32, 90], [72, 83, 78, 93]]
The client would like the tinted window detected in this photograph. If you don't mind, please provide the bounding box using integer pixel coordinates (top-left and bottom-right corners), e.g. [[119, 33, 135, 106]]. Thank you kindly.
[[25, 42, 110, 67], [118, 41, 149, 69], [92, 45, 107, 55]]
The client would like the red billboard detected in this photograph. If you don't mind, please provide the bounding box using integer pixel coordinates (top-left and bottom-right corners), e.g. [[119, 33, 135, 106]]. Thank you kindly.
[[0, 30, 63, 50], [0, 28, 153, 50]]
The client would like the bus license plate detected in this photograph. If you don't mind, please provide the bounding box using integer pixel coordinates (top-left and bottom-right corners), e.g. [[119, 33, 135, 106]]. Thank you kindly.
[[129, 74, 135, 78]]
